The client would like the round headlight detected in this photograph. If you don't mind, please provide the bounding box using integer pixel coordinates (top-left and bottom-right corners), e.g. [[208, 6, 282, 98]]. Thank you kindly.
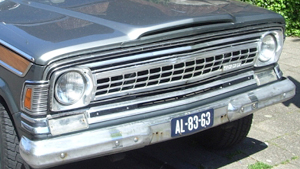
[[55, 71, 86, 105], [259, 34, 277, 62]]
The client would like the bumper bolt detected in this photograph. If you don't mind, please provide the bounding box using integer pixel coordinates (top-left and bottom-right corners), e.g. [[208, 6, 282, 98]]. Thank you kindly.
[[115, 140, 120, 146], [283, 93, 286, 98], [252, 103, 256, 109], [134, 137, 139, 142], [60, 153, 67, 159], [240, 107, 244, 112]]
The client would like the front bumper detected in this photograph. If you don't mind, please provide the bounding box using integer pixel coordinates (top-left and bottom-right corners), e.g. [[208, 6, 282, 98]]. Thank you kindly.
[[20, 78, 295, 168]]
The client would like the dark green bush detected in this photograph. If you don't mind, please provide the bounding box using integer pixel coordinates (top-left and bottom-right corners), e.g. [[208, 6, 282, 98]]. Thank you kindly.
[[240, 0, 300, 37]]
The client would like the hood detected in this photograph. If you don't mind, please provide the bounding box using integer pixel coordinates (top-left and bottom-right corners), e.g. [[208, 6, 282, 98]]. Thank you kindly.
[[0, 0, 284, 65]]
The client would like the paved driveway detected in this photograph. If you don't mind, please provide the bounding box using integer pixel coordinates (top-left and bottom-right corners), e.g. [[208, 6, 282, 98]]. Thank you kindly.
[[51, 37, 300, 169]]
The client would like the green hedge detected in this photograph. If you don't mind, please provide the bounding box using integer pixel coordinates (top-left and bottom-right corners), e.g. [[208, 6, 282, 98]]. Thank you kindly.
[[240, 0, 300, 37]]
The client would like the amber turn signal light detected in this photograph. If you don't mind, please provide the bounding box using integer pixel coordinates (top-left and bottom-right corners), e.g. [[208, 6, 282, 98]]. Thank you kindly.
[[24, 88, 32, 110]]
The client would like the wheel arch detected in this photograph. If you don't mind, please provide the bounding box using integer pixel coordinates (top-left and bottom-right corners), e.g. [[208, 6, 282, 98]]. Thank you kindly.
[[0, 78, 22, 140]]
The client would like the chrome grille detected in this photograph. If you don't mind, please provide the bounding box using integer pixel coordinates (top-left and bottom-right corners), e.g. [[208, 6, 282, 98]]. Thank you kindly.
[[94, 44, 258, 100]]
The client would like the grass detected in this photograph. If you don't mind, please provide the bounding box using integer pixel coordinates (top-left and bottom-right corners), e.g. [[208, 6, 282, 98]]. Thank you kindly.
[[248, 161, 273, 169], [280, 159, 290, 165], [291, 156, 298, 160], [279, 156, 299, 165]]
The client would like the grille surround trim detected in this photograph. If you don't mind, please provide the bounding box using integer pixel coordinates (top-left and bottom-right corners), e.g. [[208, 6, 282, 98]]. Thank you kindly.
[[44, 26, 284, 114], [93, 41, 258, 101]]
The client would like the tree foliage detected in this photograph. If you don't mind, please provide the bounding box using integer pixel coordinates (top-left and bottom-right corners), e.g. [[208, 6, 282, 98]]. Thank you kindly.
[[240, 0, 300, 37]]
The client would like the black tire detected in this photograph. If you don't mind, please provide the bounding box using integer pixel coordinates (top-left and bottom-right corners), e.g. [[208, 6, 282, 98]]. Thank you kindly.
[[196, 114, 253, 149], [0, 104, 30, 169]]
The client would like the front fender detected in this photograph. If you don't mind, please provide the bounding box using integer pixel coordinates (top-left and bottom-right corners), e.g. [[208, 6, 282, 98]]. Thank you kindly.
[[0, 77, 19, 114]]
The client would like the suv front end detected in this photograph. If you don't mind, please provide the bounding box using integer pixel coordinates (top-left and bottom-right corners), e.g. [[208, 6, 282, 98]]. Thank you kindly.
[[18, 25, 295, 168]]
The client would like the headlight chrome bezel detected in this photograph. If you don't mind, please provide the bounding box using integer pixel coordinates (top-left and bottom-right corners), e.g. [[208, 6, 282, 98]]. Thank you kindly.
[[255, 30, 284, 67], [50, 67, 94, 112]]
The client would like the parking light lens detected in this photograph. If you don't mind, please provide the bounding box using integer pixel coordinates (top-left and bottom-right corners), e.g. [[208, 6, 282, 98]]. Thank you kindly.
[[24, 88, 32, 110]]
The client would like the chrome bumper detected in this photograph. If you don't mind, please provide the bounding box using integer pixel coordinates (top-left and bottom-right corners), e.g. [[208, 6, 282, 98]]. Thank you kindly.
[[20, 78, 295, 168]]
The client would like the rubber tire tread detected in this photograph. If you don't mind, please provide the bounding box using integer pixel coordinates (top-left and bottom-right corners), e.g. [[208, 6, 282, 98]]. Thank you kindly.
[[197, 114, 253, 149], [0, 104, 29, 169]]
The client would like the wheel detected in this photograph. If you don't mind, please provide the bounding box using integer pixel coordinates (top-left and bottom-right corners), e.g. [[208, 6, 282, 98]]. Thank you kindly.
[[196, 114, 253, 149], [0, 104, 30, 169]]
